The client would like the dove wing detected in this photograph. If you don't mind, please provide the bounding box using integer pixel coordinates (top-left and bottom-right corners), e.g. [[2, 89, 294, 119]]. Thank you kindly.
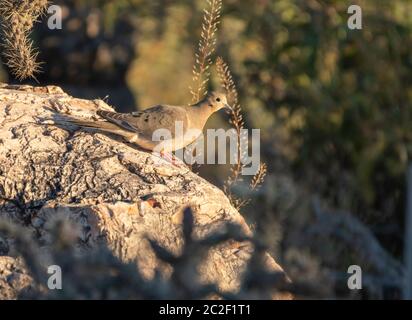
[[97, 105, 189, 141]]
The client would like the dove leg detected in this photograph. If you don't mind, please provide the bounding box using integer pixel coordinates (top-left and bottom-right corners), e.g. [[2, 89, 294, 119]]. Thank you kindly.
[[160, 151, 186, 168]]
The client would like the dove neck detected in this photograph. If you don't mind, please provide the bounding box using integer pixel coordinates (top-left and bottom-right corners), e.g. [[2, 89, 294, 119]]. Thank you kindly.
[[188, 102, 213, 129]]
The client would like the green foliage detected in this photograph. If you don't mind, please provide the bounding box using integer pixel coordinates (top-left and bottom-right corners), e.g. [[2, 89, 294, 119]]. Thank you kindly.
[[218, 0, 412, 223]]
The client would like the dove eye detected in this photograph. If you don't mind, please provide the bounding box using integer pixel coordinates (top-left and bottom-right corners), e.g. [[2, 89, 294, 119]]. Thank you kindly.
[[216, 98, 221, 102]]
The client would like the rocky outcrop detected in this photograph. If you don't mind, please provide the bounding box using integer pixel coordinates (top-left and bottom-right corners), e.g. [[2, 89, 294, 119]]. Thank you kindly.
[[0, 83, 289, 299]]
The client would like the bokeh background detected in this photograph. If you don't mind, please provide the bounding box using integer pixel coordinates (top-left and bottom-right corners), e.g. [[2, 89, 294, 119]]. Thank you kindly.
[[1, 0, 411, 299]]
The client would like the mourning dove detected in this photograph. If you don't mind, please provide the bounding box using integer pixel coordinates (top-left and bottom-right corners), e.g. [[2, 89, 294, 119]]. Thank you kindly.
[[59, 91, 230, 155]]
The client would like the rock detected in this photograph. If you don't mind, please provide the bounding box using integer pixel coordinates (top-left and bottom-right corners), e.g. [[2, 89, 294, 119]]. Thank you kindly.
[[0, 256, 34, 299], [0, 83, 290, 299]]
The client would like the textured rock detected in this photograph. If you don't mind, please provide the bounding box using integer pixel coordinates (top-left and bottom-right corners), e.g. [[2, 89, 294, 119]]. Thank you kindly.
[[0, 256, 34, 299], [0, 83, 288, 298]]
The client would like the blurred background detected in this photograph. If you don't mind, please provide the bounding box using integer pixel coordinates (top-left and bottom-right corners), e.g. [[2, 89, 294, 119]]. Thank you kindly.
[[1, 0, 411, 299]]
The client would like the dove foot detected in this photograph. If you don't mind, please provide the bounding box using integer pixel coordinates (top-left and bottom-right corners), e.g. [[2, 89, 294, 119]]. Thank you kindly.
[[159, 151, 187, 168]]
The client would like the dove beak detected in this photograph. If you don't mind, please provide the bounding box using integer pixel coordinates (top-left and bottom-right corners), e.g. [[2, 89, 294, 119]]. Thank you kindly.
[[223, 104, 232, 111]]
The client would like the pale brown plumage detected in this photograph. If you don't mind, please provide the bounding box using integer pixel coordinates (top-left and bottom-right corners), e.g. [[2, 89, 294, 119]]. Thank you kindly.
[[59, 92, 230, 152]]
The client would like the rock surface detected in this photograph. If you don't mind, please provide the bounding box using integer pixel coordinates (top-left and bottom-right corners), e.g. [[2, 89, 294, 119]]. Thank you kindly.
[[0, 83, 288, 299], [0, 256, 34, 299]]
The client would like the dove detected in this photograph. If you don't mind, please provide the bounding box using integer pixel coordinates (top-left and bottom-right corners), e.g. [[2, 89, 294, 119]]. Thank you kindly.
[[58, 92, 231, 161]]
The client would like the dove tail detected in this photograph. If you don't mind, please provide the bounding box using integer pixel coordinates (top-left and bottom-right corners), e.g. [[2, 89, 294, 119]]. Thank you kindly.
[[56, 116, 130, 137]]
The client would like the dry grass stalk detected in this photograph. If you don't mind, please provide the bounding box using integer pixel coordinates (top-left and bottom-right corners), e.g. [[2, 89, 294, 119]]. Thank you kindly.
[[0, 0, 49, 81], [190, 0, 222, 103], [250, 163, 267, 191], [216, 57, 267, 210]]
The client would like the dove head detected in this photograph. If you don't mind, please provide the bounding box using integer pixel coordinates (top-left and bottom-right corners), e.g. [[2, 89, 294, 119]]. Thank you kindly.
[[188, 92, 232, 131], [204, 91, 231, 113]]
